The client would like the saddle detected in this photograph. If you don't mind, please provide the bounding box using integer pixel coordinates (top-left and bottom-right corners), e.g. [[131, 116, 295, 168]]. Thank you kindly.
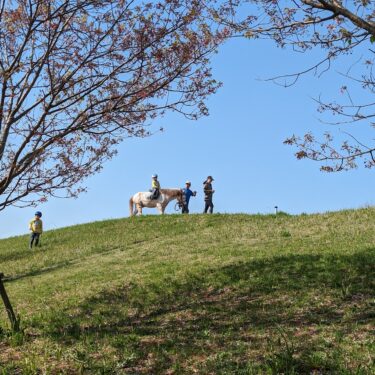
[[149, 189, 160, 200]]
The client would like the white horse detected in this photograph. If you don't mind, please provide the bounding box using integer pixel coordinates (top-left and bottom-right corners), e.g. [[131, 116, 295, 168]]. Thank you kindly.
[[129, 188, 184, 216]]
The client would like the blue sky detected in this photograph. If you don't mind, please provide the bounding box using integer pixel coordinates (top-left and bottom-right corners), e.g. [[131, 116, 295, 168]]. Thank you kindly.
[[1, 35, 375, 238]]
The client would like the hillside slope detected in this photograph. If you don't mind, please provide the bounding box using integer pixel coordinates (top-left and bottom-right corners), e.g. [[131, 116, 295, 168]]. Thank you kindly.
[[0, 211, 374, 374]]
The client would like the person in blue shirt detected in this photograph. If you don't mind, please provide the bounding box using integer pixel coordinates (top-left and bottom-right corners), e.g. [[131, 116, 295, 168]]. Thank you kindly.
[[181, 181, 197, 214]]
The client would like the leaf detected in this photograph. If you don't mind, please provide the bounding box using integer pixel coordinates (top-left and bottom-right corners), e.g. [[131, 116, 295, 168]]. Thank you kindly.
[[370, 35, 375, 44]]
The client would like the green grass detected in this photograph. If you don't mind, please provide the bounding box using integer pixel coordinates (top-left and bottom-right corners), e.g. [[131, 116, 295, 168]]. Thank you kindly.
[[0, 210, 374, 374]]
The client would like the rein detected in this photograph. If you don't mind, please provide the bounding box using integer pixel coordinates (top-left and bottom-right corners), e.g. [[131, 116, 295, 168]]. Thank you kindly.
[[174, 201, 182, 211], [174, 190, 184, 212]]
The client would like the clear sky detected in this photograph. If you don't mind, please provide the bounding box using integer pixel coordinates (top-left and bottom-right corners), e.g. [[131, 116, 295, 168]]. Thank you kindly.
[[1, 35, 374, 238]]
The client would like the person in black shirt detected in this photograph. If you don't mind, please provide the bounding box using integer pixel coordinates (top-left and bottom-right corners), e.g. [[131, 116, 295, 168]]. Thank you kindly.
[[203, 176, 215, 214]]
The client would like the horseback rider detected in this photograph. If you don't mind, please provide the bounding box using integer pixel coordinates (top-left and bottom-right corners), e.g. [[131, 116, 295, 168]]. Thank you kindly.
[[150, 174, 161, 200]]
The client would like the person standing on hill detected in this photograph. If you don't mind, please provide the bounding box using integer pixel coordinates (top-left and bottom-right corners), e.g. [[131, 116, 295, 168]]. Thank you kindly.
[[29, 211, 43, 249], [203, 176, 215, 214], [150, 174, 161, 200], [181, 181, 197, 214]]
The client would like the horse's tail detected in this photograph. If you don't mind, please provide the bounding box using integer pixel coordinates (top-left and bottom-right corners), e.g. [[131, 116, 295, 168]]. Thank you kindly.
[[129, 196, 134, 216]]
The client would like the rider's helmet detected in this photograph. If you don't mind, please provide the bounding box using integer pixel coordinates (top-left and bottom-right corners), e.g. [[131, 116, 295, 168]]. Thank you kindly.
[[35, 211, 42, 218], [152, 174, 158, 178], [185, 180, 191, 185]]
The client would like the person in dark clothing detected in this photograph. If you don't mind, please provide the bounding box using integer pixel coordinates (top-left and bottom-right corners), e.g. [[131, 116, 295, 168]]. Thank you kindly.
[[203, 176, 215, 214], [181, 181, 196, 214]]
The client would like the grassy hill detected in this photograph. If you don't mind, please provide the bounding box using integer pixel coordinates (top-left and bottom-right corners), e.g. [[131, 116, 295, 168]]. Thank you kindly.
[[0, 210, 374, 374]]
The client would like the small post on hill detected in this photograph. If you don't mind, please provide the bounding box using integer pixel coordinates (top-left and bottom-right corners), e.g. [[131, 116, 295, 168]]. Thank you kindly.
[[0, 273, 19, 331], [274, 206, 278, 215]]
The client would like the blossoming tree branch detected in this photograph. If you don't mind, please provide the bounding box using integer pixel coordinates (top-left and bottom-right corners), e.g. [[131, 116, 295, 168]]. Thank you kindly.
[[0, 0, 230, 211], [223, 0, 375, 171]]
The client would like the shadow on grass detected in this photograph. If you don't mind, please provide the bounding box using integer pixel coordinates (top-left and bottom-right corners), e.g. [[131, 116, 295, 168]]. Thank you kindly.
[[0, 247, 34, 263], [4, 260, 72, 283], [3, 244, 125, 283], [40, 249, 375, 373]]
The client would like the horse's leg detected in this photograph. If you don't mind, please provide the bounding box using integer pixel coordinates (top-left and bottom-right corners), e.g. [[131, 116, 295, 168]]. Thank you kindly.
[[156, 203, 164, 214], [136, 204, 143, 215]]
